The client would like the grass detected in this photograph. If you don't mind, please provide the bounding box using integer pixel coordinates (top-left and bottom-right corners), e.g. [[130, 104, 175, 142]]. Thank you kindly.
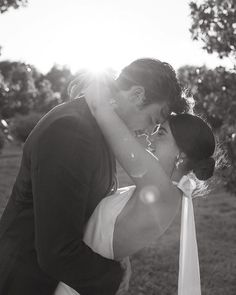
[[0, 143, 236, 295]]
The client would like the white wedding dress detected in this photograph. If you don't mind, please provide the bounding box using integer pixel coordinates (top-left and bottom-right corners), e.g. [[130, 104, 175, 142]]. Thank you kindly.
[[55, 176, 200, 295]]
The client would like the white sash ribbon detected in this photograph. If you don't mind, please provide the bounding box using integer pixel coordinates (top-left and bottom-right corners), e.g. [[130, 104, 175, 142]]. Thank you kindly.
[[177, 175, 201, 295]]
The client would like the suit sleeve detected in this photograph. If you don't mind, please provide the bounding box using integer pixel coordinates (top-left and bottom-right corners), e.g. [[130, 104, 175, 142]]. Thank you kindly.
[[31, 116, 123, 295]]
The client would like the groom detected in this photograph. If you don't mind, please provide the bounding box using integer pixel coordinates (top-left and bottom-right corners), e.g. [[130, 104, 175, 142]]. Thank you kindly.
[[0, 58, 191, 295]]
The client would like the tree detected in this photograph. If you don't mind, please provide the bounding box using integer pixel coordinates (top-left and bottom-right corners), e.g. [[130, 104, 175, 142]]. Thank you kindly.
[[190, 0, 236, 64], [0, 61, 39, 118], [45, 65, 74, 101], [0, 61, 76, 119], [188, 0, 236, 193], [34, 77, 60, 113], [0, 0, 28, 14], [178, 65, 236, 127]]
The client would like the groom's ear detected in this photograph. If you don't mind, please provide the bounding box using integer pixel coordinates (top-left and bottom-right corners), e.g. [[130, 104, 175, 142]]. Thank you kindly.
[[129, 85, 146, 107]]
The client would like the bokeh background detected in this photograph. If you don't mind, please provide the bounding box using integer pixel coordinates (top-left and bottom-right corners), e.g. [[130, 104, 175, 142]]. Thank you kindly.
[[0, 0, 235, 294]]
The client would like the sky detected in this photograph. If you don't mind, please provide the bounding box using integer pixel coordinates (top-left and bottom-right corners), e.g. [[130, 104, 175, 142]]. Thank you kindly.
[[0, 0, 231, 74]]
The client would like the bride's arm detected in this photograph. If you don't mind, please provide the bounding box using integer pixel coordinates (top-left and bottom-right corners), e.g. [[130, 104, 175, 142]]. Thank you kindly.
[[85, 82, 182, 259]]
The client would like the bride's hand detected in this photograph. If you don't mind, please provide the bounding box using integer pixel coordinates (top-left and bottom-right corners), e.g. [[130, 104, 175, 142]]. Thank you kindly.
[[84, 74, 115, 115]]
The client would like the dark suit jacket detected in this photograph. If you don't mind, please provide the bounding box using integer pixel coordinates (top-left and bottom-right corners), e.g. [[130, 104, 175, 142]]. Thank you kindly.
[[0, 98, 123, 295]]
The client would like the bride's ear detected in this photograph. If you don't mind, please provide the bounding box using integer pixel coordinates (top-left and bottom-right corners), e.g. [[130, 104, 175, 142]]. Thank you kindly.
[[179, 152, 188, 165], [175, 152, 188, 169], [180, 152, 187, 160], [129, 85, 146, 107]]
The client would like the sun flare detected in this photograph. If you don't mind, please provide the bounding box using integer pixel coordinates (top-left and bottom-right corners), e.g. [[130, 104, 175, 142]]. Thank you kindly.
[[82, 60, 113, 75], [45, 5, 130, 76]]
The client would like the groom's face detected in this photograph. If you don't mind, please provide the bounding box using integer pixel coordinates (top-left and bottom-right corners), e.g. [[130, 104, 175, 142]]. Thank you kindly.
[[116, 86, 169, 135], [131, 102, 169, 136]]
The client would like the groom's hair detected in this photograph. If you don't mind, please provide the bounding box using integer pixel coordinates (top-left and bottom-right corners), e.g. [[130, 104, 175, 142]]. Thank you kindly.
[[116, 58, 194, 114]]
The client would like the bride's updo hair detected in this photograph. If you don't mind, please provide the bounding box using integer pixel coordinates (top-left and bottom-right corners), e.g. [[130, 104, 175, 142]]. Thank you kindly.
[[169, 113, 215, 180]]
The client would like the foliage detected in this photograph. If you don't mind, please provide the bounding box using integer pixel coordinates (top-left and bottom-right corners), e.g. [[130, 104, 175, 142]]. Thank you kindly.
[[45, 65, 73, 100], [34, 78, 60, 113], [10, 112, 42, 142], [190, 0, 236, 63], [0, 61, 74, 145], [0, 0, 27, 13], [178, 66, 236, 190], [0, 61, 74, 119], [0, 61, 39, 118], [188, 0, 236, 193], [178, 65, 236, 128]]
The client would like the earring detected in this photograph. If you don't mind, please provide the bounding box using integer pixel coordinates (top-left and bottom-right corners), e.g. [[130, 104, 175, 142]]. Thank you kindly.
[[109, 98, 117, 107], [175, 155, 183, 169]]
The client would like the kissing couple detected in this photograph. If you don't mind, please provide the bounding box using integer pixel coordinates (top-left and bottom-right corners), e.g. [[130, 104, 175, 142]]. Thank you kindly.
[[0, 58, 216, 295]]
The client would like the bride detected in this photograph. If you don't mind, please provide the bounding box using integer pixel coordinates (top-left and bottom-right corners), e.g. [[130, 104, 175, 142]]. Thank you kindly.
[[55, 77, 216, 295]]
